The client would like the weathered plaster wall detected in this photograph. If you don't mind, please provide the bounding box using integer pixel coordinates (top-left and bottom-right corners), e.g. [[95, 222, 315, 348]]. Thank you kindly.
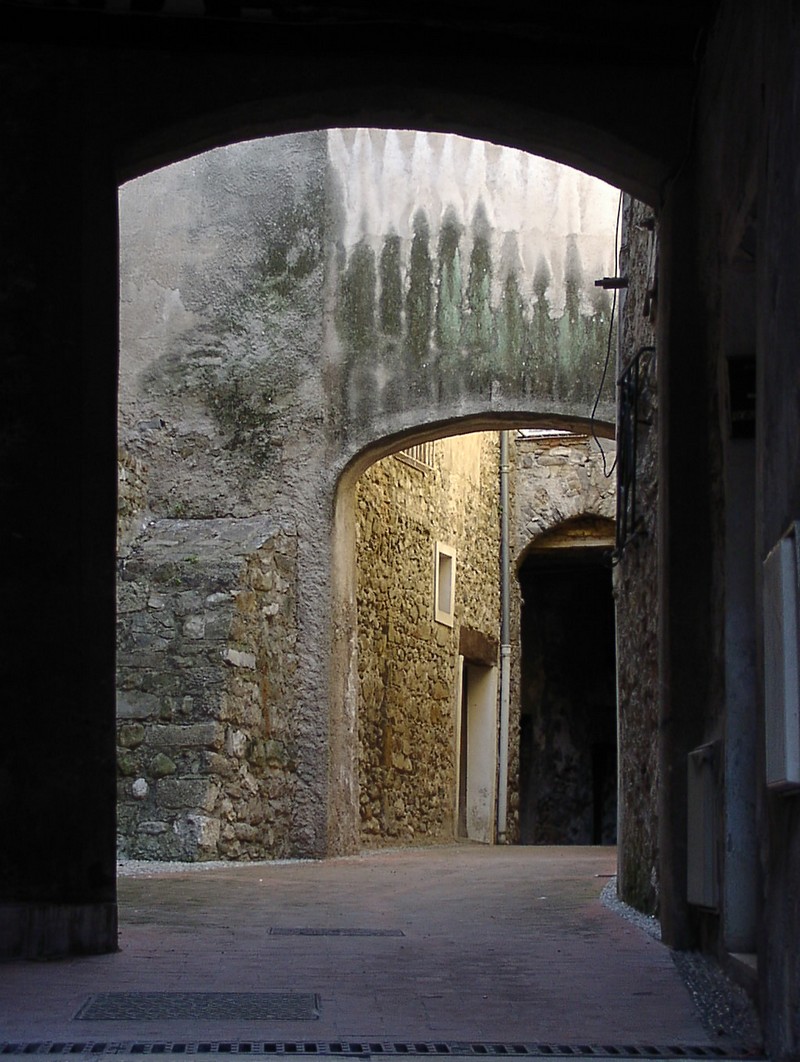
[[614, 197, 660, 914], [327, 129, 619, 443], [118, 133, 329, 520], [355, 433, 501, 845], [118, 132, 332, 858], [117, 130, 618, 860]]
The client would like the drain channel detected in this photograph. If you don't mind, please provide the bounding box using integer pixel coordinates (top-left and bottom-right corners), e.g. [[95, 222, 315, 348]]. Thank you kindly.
[[0, 1042, 765, 1059]]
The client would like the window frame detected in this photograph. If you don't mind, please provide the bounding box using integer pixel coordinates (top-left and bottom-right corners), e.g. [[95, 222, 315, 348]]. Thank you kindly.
[[434, 541, 456, 627]]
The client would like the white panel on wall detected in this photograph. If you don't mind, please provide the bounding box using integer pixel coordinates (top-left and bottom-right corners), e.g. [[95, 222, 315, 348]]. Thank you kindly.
[[763, 523, 800, 790]]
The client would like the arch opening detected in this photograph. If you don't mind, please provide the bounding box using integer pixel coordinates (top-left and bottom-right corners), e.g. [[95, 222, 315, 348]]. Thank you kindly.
[[116, 127, 621, 864], [332, 425, 618, 853], [517, 518, 617, 846]]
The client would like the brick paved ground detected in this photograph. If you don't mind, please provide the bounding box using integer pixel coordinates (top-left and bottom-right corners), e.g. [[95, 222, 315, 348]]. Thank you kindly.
[[0, 846, 757, 1056]]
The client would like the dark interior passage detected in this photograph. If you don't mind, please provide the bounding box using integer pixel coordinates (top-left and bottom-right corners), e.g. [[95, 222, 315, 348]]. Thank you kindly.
[[518, 550, 617, 845]]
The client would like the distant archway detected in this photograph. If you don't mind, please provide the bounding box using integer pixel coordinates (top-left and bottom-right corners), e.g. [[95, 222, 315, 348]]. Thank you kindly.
[[331, 421, 616, 853], [517, 516, 616, 846]]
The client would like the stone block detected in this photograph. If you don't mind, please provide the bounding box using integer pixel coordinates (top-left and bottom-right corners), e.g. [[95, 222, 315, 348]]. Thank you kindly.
[[226, 728, 248, 758], [132, 777, 149, 799], [131, 630, 172, 652], [117, 689, 159, 720], [171, 812, 217, 854], [150, 753, 177, 778], [221, 647, 256, 669], [205, 611, 232, 640], [183, 615, 206, 639], [155, 778, 211, 810], [118, 722, 146, 749], [202, 751, 234, 779], [206, 591, 233, 607], [117, 750, 140, 777], [147, 722, 225, 750], [138, 821, 168, 835], [116, 649, 171, 670]]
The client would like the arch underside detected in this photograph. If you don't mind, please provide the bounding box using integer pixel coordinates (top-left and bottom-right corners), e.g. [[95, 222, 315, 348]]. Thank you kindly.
[[11, 6, 707, 203]]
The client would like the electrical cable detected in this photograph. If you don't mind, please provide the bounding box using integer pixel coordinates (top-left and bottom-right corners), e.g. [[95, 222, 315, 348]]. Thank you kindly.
[[590, 188, 623, 478]]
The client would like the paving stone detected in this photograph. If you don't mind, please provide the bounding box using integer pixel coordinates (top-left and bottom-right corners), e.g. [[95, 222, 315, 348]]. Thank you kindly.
[[0, 847, 763, 1058]]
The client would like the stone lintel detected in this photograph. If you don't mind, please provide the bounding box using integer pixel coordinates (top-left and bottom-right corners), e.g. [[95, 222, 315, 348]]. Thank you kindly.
[[459, 626, 498, 667]]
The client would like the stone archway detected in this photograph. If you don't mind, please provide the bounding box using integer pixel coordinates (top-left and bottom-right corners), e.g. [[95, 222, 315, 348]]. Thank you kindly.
[[116, 131, 620, 863]]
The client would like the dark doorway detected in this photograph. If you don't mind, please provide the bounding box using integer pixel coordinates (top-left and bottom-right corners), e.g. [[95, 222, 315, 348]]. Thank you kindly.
[[518, 549, 617, 845]]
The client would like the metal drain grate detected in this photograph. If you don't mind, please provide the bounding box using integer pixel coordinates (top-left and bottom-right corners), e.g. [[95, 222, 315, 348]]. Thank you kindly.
[[74, 994, 320, 1022], [0, 1041, 765, 1058], [269, 929, 405, 937]]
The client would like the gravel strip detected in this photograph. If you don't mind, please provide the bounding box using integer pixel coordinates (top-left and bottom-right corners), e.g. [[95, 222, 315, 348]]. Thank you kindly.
[[118, 857, 316, 878], [601, 877, 762, 1049], [600, 877, 661, 940]]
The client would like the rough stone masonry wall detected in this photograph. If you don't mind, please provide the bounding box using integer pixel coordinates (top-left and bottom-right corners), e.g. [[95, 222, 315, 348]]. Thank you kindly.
[[513, 433, 616, 547], [613, 196, 660, 914], [355, 432, 501, 845], [117, 517, 299, 860], [117, 448, 148, 547]]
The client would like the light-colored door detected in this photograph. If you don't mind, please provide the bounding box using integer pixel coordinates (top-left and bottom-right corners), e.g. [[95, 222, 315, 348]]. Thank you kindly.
[[457, 660, 498, 844]]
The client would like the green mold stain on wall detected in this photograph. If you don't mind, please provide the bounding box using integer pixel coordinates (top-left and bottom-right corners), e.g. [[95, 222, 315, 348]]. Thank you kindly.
[[435, 210, 464, 360], [557, 238, 589, 399], [251, 210, 320, 307], [587, 284, 615, 406], [406, 211, 433, 366], [496, 270, 530, 380], [463, 207, 495, 370], [338, 239, 377, 355], [332, 199, 614, 417], [529, 255, 558, 394], [379, 234, 403, 337], [208, 375, 282, 466]]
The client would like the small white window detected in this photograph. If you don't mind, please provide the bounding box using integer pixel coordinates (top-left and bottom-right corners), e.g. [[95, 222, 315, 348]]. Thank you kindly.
[[434, 542, 456, 627]]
